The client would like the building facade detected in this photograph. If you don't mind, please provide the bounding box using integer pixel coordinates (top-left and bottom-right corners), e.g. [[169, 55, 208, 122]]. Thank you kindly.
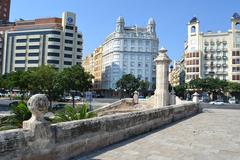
[[0, 0, 11, 23], [184, 13, 240, 83], [92, 46, 103, 90], [101, 17, 159, 89], [1, 12, 83, 74], [82, 54, 93, 74], [169, 59, 185, 87]]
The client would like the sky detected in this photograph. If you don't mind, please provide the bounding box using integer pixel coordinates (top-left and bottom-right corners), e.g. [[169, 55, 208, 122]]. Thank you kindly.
[[10, 0, 240, 61]]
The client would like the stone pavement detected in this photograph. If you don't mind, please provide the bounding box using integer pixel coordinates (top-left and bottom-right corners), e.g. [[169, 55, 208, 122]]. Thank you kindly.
[[75, 109, 240, 160]]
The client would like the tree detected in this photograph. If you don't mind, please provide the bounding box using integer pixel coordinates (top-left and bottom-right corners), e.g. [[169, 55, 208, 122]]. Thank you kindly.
[[174, 84, 187, 99], [31, 65, 64, 107], [60, 65, 93, 107], [227, 82, 240, 99], [116, 74, 140, 97], [139, 80, 150, 97]]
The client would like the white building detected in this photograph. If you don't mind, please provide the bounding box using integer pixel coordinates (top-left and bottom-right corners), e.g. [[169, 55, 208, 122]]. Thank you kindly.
[[101, 17, 159, 89], [1, 12, 83, 74], [184, 13, 240, 83]]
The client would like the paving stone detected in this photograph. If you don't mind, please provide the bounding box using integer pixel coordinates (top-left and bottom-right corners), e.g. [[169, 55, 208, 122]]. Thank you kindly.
[[76, 109, 240, 160]]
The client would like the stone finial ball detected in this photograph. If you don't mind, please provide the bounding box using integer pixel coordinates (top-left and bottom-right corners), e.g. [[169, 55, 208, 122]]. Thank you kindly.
[[27, 94, 49, 115]]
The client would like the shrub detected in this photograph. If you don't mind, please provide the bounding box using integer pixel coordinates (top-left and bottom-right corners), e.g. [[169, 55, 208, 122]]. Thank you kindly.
[[0, 101, 31, 130], [53, 103, 97, 123]]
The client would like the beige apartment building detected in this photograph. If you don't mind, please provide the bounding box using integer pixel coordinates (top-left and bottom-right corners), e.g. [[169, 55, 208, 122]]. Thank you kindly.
[[184, 13, 240, 83], [83, 46, 103, 90]]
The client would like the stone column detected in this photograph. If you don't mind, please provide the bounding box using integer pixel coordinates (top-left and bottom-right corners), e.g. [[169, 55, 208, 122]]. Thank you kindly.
[[170, 88, 176, 105], [133, 91, 139, 104], [192, 92, 199, 103], [154, 47, 171, 107]]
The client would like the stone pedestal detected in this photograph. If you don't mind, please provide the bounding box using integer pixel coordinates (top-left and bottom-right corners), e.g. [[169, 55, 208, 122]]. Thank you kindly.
[[192, 92, 199, 103], [154, 47, 171, 107], [170, 88, 176, 105], [133, 91, 139, 104]]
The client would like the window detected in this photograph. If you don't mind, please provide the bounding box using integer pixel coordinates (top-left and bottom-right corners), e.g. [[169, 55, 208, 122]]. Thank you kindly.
[[28, 60, 38, 64], [131, 62, 135, 67], [47, 60, 59, 64], [64, 54, 72, 58], [77, 48, 82, 52], [16, 39, 27, 43], [48, 45, 60, 49], [77, 34, 82, 38], [15, 60, 25, 64], [64, 61, 72, 65], [65, 33, 73, 37], [191, 26, 196, 33], [48, 37, 60, 42], [76, 55, 82, 59], [48, 52, 59, 57], [50, 31, 61, 35], [138, 62, 142, 67], [65, 47, 72, 51], [15, 67, 25, 71], [77, 41, 82, 45], [29, 45, 40, 49], [65, 25, 74, 30], [16, 46, 26, 50], [16, 53, 25, 57], [65, 39, 73, 44], [29, 53, 39, 56], [29, 38, 40, 42]]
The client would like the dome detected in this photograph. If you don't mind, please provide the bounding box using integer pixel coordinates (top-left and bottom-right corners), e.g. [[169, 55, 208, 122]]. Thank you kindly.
[[117, 16, 125, 23], [232, 12, 240, 20], [148, 18, 155, 25], [190, 17, 198, 23]]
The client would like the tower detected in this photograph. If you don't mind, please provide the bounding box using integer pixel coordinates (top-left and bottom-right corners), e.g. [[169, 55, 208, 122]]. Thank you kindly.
[[0, 0, 11, 23], [231, 12, 240, 48], [147, 18, 156, 33], [187, 17, 200, 51], [116, 16, 125, 32]]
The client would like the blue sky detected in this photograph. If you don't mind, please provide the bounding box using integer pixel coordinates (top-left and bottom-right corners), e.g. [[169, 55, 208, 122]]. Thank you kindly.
[[11, 0, 239, 61]]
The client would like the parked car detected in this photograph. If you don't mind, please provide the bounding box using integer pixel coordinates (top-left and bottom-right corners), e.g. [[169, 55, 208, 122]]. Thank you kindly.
[[0, 93, 4, 97], [209, 100, 224, 105], [50, 103, 65, 111], [229, 97, 236, 104]]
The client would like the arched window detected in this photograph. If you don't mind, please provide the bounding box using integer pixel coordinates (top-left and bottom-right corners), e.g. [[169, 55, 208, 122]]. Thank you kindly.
[[191, 26, 196, 33], [236, 22, 240, 30]]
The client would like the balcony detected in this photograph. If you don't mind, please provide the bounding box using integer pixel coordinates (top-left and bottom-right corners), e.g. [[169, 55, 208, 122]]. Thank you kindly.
[[223, 40, 227, 45], [210, 41, 215, 46], [216, 64, 221, 68], [205, 71, 215, 75], [216, 40, 221, 45], [223, 48, 228, 52], [222, 64, 227, 68], [216, 56, 221, 60], [216, 48, 221, 52], [204, 48, 209, 53], [216, 71, 227, 75], [204, 41, 209, 46], [210, 48, 215, 52], [222, 56, 227, 60]]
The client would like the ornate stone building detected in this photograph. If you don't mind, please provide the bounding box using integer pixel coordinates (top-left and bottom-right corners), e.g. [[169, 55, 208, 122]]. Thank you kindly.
[[184, 13, 240, 83], [101, 17, 159, 89]]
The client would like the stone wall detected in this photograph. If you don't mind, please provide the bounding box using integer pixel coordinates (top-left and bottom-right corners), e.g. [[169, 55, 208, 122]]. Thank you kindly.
[[0, 102, 200, 160]]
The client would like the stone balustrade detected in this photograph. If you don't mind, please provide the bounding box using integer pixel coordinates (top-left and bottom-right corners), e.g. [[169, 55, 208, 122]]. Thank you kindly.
[[0, 94, 200, 160]]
